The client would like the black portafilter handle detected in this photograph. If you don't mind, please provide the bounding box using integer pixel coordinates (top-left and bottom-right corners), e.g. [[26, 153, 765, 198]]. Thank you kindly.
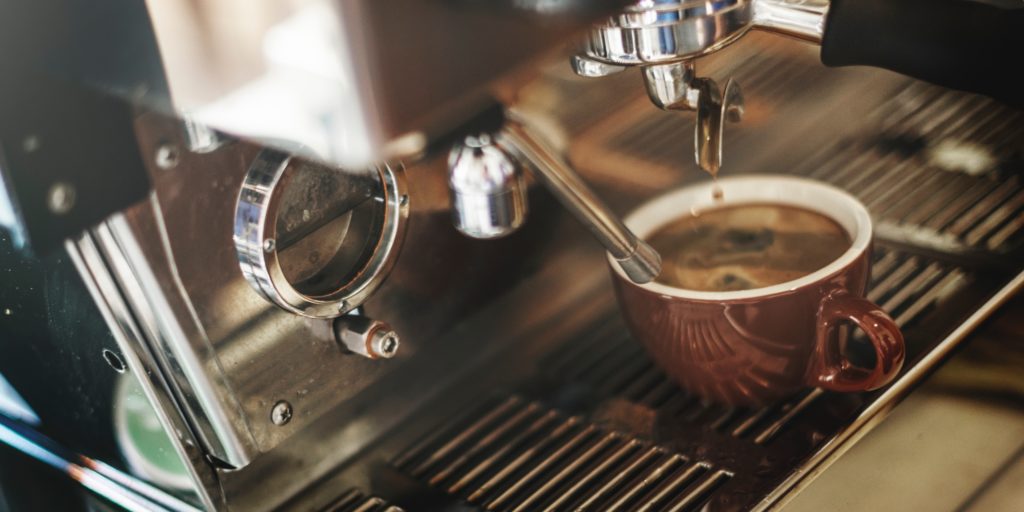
[[820, 0, 1024, 108]]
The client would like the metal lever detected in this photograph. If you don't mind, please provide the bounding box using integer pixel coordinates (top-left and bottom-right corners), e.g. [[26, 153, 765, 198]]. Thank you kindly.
[[497, 115, 661, 284]]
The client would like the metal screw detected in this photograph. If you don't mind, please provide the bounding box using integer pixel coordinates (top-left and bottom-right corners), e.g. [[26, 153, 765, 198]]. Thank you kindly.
[[370, 330, 400, 359], [379, 333, 399, 357], [262, 238, 276, 253], [155, 144, 180, 170], [270, 400, 292, 426], [183, 115, 224, 153], [400, 194, 409, 207], [47, 182, 76, 215]]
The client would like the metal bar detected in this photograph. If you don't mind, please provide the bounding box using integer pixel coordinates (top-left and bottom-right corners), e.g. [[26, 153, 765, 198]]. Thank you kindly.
[[572, 446, 665, 510], [878, 262, 943, 314], [755, 389, 826, 445], [868, 250, 902, 284], [391, 398, 495, 469], [350, 498, 386, 512], [731, 406, 775, 438], [965, 189, 1024, 246], [500, 117, 661, 284], [480, 422, 596, 508], [755, 271, 1024, 510], [946, 183, 1019, 237], [893, 271, 965, 327], [508, 431, 621, 512], [634, 463, 708, 512], [409, 396, 522, 477], [447, 410, 561, 494], [867, 257, 920, 304], [664, 469, 733, 512], [605, 454, 685, 512], [0, 416, 200, 512], [981, 206, 1024, 250], [427, 402, 541, 485], [539, 438, 642, 512], [323, 489, 361, 512], [465, 417, 581, 501], [926, 180, 1001, 231]]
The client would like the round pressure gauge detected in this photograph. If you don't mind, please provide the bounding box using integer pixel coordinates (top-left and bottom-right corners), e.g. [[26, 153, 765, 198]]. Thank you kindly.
[[234, 150, 408, 318]]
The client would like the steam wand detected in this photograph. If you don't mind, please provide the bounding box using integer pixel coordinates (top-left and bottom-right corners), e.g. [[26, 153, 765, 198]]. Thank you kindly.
[[448, 112, 661, 284]]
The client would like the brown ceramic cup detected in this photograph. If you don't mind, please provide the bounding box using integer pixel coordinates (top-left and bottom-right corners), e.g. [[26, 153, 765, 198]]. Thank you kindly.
[[610, 175, 905, 405]]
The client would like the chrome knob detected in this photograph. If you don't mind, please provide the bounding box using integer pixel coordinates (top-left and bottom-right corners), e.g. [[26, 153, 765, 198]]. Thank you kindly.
[[448, 134, 529, 239]]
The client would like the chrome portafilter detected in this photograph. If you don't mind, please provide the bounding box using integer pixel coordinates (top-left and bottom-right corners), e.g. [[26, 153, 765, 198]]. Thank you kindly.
[[572, 0, 831, 172]]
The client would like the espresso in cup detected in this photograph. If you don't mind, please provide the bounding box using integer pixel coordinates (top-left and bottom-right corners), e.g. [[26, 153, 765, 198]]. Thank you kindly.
[[647, 203, 851, 292], [610, 176, 905, 405]]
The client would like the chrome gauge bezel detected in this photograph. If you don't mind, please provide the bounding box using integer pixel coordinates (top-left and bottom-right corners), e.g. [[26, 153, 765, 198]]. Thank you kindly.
[[233, 150, 408, 318]]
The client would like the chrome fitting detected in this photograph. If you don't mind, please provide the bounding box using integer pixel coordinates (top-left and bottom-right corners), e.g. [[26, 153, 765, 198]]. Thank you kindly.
[[448, 133, 529, 239], [333, 315, 400, 360]]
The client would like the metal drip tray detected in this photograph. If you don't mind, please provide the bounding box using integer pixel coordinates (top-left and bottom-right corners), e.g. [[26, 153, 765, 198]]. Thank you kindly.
[[294, 39, 1023, 512], [393, 395, 733, 512], [385, 245, 1008, 511]]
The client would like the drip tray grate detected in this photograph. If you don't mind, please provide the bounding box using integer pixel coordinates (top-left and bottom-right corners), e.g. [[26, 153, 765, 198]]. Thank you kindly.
[[390, 241, 1000, 511], [322, 488, 404, 512], [319, 51, 1023, 512], [393, 395, 732, 512], [382, 81, 1023, 509]]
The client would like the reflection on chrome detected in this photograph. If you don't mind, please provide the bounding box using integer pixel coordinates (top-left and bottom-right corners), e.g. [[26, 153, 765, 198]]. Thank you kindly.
[[115, 374, 193, 492], [0, 372, 39, 426]]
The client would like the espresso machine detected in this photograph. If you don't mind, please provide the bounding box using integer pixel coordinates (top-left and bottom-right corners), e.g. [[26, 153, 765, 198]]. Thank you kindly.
[[2, 0, 1023, 511]]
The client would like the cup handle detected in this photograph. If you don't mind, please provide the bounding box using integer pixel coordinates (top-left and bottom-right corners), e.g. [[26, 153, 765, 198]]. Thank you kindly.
[[808, 289, 906, 392]]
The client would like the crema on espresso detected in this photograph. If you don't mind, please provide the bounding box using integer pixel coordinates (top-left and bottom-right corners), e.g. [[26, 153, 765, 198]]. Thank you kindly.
[[647, 203, 851, 292]]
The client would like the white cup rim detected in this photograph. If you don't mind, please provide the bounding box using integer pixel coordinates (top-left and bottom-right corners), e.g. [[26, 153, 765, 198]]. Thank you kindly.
[[610, 175, 872, 300]]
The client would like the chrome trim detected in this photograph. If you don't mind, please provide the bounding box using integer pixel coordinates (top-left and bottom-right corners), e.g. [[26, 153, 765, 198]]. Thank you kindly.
[[642, 62, 700, 111], [448, 134, 529, 240], [63, 235, 223, 510], [586, 1, 754, 64], [755, 270, 1024, 511], [233, 151, 409, 318], [570, 55, 627, 78], [96, 215, 256, 468], [0, 415, 201, 512], [582, 0, 830, 65], [498, 115, 661, 284], [753, 0, 830, 43]]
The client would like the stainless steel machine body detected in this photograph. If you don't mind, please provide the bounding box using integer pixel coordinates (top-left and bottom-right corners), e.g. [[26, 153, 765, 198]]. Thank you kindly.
[[1, 1, 1023, 511]]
